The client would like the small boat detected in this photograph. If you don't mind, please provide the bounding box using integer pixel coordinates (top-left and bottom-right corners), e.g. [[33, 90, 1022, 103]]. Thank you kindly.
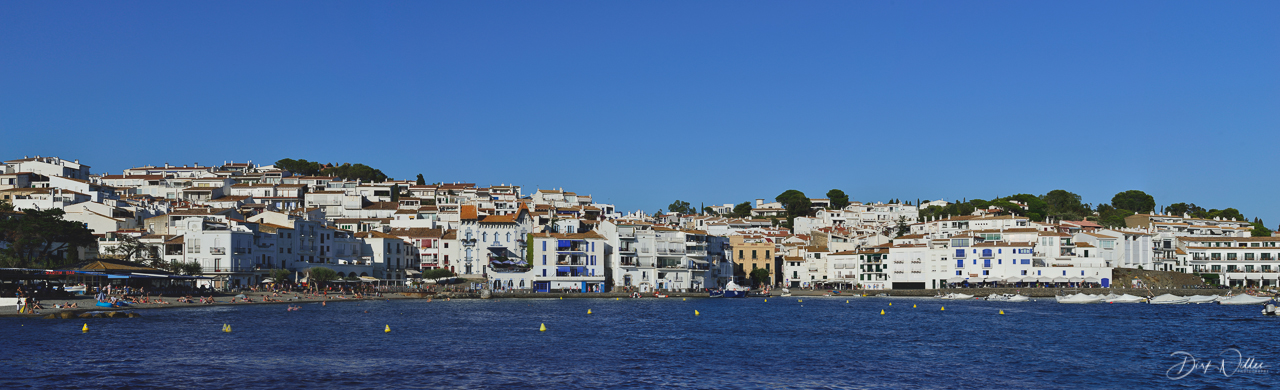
[[1148, 294, 1190, 305], [875, 293, 889, 297], [1262, 303, 1280, 316], [1056, 293, 1103, 304], [780, 288, 792, 297], [1219, 294, 1272, 305], [940, 293, 974, 300], [1104, 294, 1146, 303], [1186, 295, 1219, 304], [709, 281, 749, 298], [985, 293, 1029, 302]]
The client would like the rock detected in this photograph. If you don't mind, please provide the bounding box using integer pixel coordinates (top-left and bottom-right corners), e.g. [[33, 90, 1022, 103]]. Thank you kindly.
[[78, 313, 94, 318], [42, 314, 56, 319], [92, 313, 107, 318], [126, 313, 140, 318], [60, 312, 75, 319], [105, 311, 121, 318], [480, 289, 492, 299]]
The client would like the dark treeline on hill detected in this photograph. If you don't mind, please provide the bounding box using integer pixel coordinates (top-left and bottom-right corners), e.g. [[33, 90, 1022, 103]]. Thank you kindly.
[[274, 158, 388, 183]]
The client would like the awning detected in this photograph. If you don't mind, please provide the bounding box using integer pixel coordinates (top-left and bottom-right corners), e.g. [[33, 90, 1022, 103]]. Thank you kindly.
[[1083, 277, 1101, 283], [1052, 277, 1069, 283], [1068, 277, 1083, 283], [970, 278, 987, 283], [359, 276, 378, 281], [946, 277, 966, 283], [688, 259, 709, 265]]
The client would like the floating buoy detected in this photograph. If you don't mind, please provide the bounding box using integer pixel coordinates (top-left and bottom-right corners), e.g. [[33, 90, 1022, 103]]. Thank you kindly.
[[694, 310, 700, 316], [683, 298, 686, 301], [616, 298, 619, 301], [764, 299, 767, 302], [798, 299, 803, 303], [889, 303, 892, 306], [539, 323, 547, 332], [223, 324, 232, 333], [880, 309, 885, 315], [587, 309, 592, 315], [941, 307, 945, 311], [82, 323, 88, 333], [385, 325, 391, 333], [846, 300, 849, 303], [913, 304, 917, 308], [559, 297, 563, 300], [999, 310, 1005, 315]]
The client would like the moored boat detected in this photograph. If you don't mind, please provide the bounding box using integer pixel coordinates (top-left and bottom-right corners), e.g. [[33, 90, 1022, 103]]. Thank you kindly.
[[1148, 294, 1189, 305], [1186, 295, 1219, 304], [940, 293, 974, 300], [1104, 294, 1146, 303], [1056, 293, 1103, 304], [1219, 294, 1271, 305]]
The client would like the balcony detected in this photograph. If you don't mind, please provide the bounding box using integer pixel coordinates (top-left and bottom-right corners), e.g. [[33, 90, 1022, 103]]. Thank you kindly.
[[210, 247, 226, 255]]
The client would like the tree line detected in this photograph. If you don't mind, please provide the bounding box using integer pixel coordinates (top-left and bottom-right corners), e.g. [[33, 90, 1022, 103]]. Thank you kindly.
[[274, 158, 390, 182]]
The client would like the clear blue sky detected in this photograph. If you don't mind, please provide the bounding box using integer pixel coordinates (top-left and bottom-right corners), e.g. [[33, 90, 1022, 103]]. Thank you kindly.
[[2, 2, 1277, 223]]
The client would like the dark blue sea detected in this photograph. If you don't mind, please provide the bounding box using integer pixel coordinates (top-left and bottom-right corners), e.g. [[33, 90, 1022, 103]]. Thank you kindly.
[[1, 296, 1275, 389]]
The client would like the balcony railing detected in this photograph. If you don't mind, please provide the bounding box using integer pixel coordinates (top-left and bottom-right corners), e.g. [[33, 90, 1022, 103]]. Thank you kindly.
[[210, 247, 226, 255]]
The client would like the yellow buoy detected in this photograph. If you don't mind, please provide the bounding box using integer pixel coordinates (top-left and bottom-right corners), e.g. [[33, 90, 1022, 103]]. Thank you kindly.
[[385, 325, 391, 333], [587, 309, 592, 315], [616, 298, 619, 301], [764, 299, 767, 302], [913, 304, 917, 308], [683, 298, 686, 301], [694, 310, 700, 316], [880, 309, 885, 315], [999, 310, 1005, 315], [941, 307, 945, 311], [889, 303, 892, 306], [82, 323, 88, 333], [846, 300, 849, 303], [798, 299, 802, 303], [539, 323, 547, 332], [559, 297, 563, 300], [224, 324, 232, 333]]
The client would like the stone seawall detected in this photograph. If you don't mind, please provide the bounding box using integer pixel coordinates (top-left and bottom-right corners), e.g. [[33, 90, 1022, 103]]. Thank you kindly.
[[450, 288, 1233, 299]]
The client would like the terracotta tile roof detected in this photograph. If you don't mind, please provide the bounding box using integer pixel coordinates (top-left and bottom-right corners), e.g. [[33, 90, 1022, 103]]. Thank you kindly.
[[460, 205, 478, 220]]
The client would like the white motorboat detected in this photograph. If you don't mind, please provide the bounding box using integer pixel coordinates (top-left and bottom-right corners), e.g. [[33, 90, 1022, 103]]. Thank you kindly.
[[940, 293, 974, 300], [1218, 294, 1272, 305], [1148, 294, 1190, 305], [985, 293, 1029, 302], [1186, 295, 1219, 304], [1056, 293, 1103, 304], [1104, 294, 1146, 303]]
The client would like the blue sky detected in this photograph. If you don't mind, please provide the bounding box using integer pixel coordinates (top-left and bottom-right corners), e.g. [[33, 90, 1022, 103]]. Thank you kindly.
[[2, 2, 1277, 223]]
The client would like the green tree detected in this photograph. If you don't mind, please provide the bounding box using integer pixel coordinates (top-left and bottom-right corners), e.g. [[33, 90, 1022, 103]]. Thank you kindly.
[[1166, 202, 1191, 217], [1111, 190, 1155, 214], [322, 163, 388, 182], [269, 268, 292, 284], [895, 216, 909, 237], [415, 174, 426, 186], [0, 208, 97, 269], [775, 190, 812, 230], [274, 158, 323, 176], [732, 202, 752, 218], [1250, 222, 1273, 237], [0, 200, 12, 212], [826, 189, 850, 209], [701, 206, 720, 216], [102, 234, 151, 261], [179, 261, 203, 276], [749, 268, 771, 288], [1041, 190, 1088, 221], [307, 267, 338, 284], [1099, 208, 1135, 228], [667, 200, 693, 215], [423, 268, 456, 281]]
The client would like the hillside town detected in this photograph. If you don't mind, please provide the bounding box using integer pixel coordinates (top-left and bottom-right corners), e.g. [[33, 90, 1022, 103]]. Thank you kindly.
[[2, 155, 1277, 293]]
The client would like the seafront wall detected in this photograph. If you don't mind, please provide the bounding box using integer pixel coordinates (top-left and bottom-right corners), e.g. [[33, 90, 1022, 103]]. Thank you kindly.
[[469, 288, 1235, 299]]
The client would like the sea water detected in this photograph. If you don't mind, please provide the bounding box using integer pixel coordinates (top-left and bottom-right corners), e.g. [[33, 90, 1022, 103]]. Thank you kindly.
[[1, 297, 1274, 389]]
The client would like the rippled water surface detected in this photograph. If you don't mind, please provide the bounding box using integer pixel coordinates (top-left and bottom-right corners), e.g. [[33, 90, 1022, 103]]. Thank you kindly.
[[2, 296, 1276, 389]]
